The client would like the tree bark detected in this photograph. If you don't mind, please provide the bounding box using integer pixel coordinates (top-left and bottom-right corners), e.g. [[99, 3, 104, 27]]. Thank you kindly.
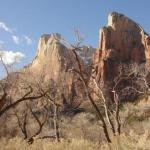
[[53, 105, 60, 142]]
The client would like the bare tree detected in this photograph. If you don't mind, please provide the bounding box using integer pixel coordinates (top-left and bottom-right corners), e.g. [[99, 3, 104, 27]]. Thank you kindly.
[[0, 55, 51, 142], [67, 30, 150, 143], [67, 30, 112, 143], [13, 109, 28, 139]]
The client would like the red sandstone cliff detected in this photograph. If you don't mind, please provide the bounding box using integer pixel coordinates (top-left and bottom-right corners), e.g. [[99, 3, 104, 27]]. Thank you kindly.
[[92, 12, 150, 101]]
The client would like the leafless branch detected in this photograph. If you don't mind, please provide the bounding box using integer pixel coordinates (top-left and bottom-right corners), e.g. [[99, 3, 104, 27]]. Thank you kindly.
[[0, 88, 47, 117]]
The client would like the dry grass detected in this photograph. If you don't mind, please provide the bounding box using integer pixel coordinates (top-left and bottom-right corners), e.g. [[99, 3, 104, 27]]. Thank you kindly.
[[0, 130, 150, 150], [0, 138, 99, 150], [120, 98, 150, 135], [102, 131, 150, 150], [0, 98, 150, 150]]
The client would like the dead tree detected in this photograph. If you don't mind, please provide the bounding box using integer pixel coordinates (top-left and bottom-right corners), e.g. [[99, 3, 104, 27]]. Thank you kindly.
[[66, 30, 112, 143], [13, 109, 28, 139], [0, 56, 51, 142], [0, 55, 49, 118], [68, 30, 150, 142], [53, 104, 60, 142], [92, 79, 116, 136], [42, 84, 61, 142], [0, 86, 47, 118], [12, 102, 49, 144]]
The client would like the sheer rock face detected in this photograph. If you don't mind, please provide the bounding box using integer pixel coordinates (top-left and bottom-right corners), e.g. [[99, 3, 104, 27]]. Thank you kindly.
[[142, 32, 150, 69], [0, 33, 95, 111], [92, 12, 150, 101], [24, 33, 86, 102], [0, 34, 87, 110], [28, 34, 94, 81], [28, 33, 76, 81]]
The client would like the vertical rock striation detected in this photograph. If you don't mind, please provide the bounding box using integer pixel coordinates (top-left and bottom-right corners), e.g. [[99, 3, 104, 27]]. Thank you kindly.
[[92, 12, 150, 101]]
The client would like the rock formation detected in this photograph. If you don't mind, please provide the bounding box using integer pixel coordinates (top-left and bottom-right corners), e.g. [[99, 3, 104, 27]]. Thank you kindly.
[[1, 11, 150, 139], [1, 12, 150, 109], [28, 33, 76, 81], [26, 33, 94, 81], [0, 33, 95, 111], [26, 34, 84, 105], [92, 12, 150, 101], [0, 34, 93, 137]]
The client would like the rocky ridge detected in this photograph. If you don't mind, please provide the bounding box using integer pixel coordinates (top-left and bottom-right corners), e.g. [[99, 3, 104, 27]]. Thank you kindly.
[[92, 12, 150, 101], [1, 12, 150, 109]]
